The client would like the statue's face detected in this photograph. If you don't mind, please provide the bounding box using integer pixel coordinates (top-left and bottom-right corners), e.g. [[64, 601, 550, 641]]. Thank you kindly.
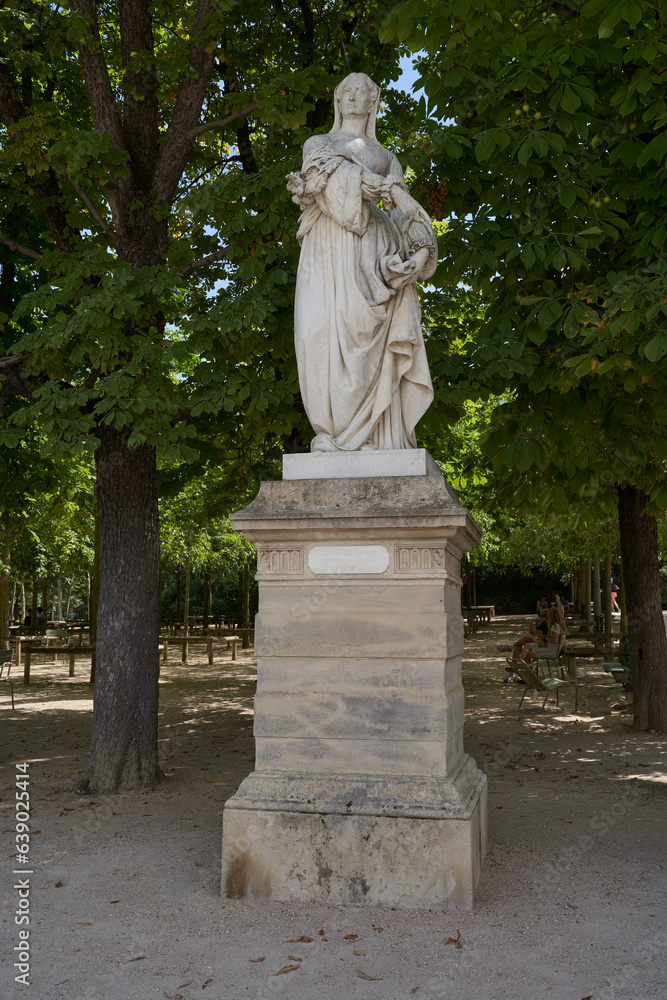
[[340, 76, 374, 118]]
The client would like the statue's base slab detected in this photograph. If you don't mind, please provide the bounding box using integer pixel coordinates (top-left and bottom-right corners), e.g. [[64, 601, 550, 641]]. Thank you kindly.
[[222, 760, 487, 909], [283, 448, 441, 480], [222, 467, 487, 910]]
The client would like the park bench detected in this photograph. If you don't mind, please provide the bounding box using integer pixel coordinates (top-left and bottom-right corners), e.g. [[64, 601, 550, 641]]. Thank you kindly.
[[23, 644, 95, 684], [161, 634, 244, 663], [471, 605, 495, 622]]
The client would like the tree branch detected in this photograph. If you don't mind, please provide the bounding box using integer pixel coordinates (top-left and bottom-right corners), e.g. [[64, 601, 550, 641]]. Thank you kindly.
[[0, 353, 29, 370], [151, 0, 218, 205], [53, 166, 116, 240], [191, 102, 260, 138], [0, 234, 41, 261], [119, 0, 159, 190], [70, 0, 125, 151], [180, 246, 229, 277]]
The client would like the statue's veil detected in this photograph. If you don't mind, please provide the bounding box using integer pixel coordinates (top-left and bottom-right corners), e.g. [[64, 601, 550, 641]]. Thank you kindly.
[[331, 73, 381, 143]]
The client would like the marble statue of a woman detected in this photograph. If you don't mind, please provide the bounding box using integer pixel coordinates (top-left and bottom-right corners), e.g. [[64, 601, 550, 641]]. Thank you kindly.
[[286, 72, 437, 453]]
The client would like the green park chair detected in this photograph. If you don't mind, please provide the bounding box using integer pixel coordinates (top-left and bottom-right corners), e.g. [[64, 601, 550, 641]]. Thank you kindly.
[[509, 660, 570, 709]]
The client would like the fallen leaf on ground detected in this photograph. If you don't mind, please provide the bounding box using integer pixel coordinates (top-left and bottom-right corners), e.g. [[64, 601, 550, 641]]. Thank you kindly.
[[54, 981, 69, 987], [284, 936, 312, 943], [318, 929, 325, 936], [343, 934, 358, 940], [127, 956, 146, 962], [411, 989, 419, 995], [446, 929, 462, 949], [287, 955, 302, 962], [55, 880, 63, 887], [177, 985, 190, 989], [581, 996, 593, 999], [353, 950, 365, 956], [276, 964, 300, 975], [110, 899, 120, 904], [78, 922, 92, 926], [248, 957, 265, 963], [163, 994, 182, 999], [358, 970, 383, 981]]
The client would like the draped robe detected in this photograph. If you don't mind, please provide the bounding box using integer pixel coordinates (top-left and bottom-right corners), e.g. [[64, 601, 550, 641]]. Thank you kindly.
[[287, 134, 437, 452]]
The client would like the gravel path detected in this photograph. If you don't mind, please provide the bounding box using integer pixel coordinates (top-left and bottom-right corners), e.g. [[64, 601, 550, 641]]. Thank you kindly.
[[1, 616, 665, 999]]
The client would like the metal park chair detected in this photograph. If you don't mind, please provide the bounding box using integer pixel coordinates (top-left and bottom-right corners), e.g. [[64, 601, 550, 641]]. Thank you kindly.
[[0, 649, 15, 708]]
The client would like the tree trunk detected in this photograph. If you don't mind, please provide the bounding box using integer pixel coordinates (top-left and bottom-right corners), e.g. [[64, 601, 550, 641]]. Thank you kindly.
[[202, 569, 211, 635], [472, 566, 477, 607], [617, 484, 667, 731], [242, 560, 250, 649], [176, 568, 182, 622], [182, 549, 190, 663], [0, 548, 9, 649], [584, 560, 592, 628], [20, 579, 25, 622], [604, 552, 613, 648], [82, 426, 161, 793], [65, 576, 73, 620], [57, 576, 63, 621], [619, 561, 628, 635], [10, 579, 17, 622], [30, 575, 38, 634], [41, 576, 48, 629], [89, 515, 100, 684], [592, 561, 601, 616]]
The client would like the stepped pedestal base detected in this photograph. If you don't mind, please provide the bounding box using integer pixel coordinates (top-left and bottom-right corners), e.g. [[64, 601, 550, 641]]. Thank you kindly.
[[221, 468, 487, 909]]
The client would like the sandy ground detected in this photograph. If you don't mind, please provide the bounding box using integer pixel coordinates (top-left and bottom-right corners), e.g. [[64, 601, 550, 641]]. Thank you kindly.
[[1, 615, 666, 1000]]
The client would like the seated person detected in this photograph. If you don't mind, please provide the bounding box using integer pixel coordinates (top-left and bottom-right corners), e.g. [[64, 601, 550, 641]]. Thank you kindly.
[[498, 613, 548, 657], [536, 596, 548, 615], [515, 606, 566, 664]]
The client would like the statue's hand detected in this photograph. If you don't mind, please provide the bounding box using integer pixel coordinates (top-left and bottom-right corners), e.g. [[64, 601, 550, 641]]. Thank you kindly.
[[390, 185, 432, 227], [386, 247, 430, 289]]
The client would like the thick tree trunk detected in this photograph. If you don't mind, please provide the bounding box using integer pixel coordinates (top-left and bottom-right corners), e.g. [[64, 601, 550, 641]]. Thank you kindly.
[[176, 568, 181, 622], [82, 426, 161, 792], [89, 515, 100, 684], [617, 484, 667, 732]]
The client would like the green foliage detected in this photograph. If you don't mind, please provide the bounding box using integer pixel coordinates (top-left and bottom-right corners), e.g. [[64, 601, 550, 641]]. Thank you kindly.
[[0, 0, 410, 496], [384, 0, 667, 514]]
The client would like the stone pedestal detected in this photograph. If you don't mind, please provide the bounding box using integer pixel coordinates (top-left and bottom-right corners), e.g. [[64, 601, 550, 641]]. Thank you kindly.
[[221, 460, 487, 909]]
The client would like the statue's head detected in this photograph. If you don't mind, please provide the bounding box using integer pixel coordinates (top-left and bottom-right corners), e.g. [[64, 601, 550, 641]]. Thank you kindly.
[[332, 72, 381, 142]]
